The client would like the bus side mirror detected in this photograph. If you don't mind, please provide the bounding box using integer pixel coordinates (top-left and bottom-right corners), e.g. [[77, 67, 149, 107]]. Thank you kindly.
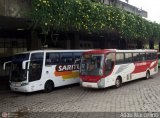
[[105, 59, 109, 65], [22, 60, 29, 70], [3, 61, 12, 70], [74, 59, 80, 64]]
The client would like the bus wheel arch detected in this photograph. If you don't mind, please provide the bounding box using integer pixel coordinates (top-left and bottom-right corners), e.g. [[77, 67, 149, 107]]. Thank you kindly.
[[44, 80, 54, 93], [145, 70, 150, 80], [115, 76, 122, 88]]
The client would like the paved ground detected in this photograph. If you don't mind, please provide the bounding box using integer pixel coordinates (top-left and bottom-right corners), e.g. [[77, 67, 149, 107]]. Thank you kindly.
[[1, 71, 160, 118]]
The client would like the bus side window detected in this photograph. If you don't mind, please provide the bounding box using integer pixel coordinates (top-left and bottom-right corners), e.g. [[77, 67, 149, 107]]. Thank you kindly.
[[29, 52, 43, 82], [133, 53, 140, 62], [140, 53, 146, 61], [60, 52, 73, 64], [105, 53, 115, 75], [146, 53, 152, 60], [73, 52, 82, 64], [45, 53, 60, 65], [116, 53, 124, 64], [125, 53, 132, 63], [152, 53, 157, 60]]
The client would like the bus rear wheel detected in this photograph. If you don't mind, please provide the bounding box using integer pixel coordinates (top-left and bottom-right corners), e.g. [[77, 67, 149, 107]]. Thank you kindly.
[[145, 71, 150, 80], [44, 81, 54, 93], [115, 77, 122, 88]]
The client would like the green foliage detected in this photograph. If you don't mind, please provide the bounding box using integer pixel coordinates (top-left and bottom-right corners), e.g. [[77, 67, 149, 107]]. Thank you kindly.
[[30, 0, 160, 41]]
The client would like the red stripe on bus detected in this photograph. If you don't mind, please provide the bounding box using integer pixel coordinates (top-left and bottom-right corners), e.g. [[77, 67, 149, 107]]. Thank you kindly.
[[80, 75, 105, 82], [150, 61, 158, 69], [132, 61, 157, 74]]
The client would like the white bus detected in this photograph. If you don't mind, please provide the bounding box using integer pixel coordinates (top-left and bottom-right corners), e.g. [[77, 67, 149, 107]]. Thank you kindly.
[[80, 49, 158, 88], [3, 50, 89, 92]]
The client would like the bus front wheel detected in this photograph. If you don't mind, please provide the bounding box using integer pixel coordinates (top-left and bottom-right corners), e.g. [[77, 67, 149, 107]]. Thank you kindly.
[[115, 77, 122, 88], [44, 81, 54, 93]]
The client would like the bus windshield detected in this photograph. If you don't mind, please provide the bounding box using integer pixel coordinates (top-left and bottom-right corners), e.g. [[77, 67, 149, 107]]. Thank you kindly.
[[80, 54, 104, 76], [11, 53, 29, 82]]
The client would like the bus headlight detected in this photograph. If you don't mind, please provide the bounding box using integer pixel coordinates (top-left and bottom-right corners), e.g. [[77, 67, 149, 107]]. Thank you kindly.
[[21, 82, 29, 86]]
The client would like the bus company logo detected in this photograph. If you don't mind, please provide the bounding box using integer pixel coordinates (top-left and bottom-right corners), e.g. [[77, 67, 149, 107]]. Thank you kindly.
[[56, 64, 80, 72], [55, 64, 80, 79], [2, 112, 8, 118]]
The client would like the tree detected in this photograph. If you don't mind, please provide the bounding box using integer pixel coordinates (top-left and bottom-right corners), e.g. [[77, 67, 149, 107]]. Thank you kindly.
[[30, 0, 160, 41]]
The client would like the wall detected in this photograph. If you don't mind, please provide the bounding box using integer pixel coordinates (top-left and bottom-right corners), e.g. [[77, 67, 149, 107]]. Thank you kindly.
[[117, 1, 147, 17], [0, 0, 31, 17], [102, 0, 147, 18], [0, 0, 5, 15]]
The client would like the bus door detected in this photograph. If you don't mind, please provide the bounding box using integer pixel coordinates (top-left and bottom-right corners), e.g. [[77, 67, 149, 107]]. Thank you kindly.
[[28, 52, 44, 83], [104, 53, 115, 75]]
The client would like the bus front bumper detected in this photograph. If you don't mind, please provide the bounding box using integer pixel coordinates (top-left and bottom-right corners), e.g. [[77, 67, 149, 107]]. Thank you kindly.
[[10, 85, 31, 92], [81, 82, 99, 88], [81, 78, 105, 88]]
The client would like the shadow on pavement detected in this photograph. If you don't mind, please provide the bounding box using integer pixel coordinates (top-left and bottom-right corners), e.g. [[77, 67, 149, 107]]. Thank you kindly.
[[0, 76, 10, 91]]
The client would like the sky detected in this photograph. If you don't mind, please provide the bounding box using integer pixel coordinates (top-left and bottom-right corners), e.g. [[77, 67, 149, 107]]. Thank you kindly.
[[120, 0, 160, 24]]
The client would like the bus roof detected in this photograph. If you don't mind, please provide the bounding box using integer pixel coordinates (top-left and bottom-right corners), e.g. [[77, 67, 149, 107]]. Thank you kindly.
[[15, 49, 91, 55], [83, 49, 157, 54], [14, 49, 157, 55]]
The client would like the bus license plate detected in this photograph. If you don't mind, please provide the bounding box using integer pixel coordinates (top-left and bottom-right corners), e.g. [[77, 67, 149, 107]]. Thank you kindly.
[[87, 85, 92, 87], [15, 83, 21, 87]]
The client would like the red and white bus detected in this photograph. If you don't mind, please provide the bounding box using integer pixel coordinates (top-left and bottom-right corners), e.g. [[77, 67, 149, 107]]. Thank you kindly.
[[80, 49, 158, 88]]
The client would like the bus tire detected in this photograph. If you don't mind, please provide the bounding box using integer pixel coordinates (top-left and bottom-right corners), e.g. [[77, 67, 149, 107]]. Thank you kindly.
[[115, 77, 122, 88], [145, 71, 150, 80], [44, 80, 54, 93]]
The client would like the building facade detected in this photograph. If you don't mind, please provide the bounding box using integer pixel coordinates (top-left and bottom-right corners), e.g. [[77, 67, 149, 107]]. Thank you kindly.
[[0, 0, 147, 76], [97, 0, 147, 18]]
